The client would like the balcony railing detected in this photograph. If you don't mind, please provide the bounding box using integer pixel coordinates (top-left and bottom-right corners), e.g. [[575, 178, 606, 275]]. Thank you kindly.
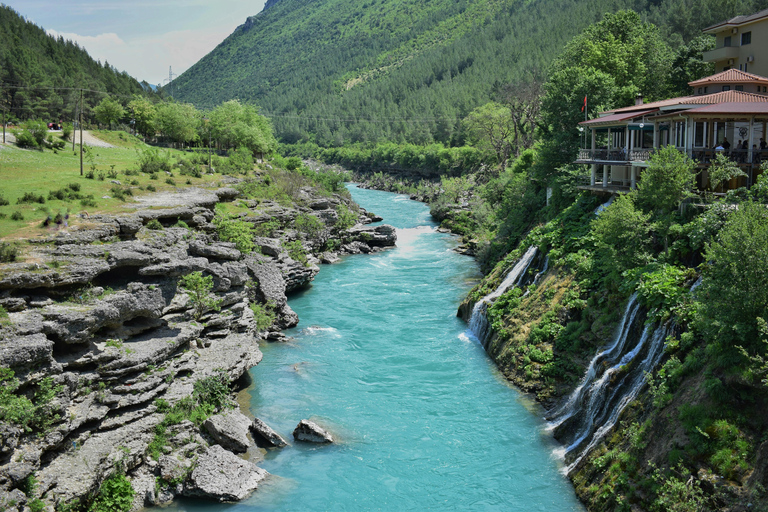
[[576, 148, 657, 163], [577, 149, 629, 162]]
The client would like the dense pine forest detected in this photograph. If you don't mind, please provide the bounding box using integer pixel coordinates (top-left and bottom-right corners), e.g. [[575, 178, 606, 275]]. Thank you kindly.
[[0, 5, 153, 123], [173, 0, 768, 145]]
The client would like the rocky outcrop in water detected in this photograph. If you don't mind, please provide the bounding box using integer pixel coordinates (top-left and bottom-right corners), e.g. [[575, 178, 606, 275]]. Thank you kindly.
[[293, 420, 333, 443], [251, 418, 288, 448], [0, 183, 395, 511]]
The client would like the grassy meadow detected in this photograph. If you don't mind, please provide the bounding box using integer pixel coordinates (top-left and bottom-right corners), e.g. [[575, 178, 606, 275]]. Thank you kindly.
[[0, 131, 221, 241]]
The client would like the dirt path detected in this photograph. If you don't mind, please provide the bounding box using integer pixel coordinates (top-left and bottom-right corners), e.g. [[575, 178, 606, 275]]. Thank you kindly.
[[0, 130, 114, 148]]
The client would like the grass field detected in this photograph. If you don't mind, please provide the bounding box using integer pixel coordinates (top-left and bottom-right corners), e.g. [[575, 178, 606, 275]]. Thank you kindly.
[[0, 131, 222, 240]]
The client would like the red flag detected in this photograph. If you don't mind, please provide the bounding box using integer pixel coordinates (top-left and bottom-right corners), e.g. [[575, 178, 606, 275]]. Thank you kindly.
[[581, 95, 587, 112]]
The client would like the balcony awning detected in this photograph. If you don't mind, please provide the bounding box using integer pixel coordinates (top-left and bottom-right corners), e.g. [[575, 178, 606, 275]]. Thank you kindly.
[[580, 109, 659, 128]]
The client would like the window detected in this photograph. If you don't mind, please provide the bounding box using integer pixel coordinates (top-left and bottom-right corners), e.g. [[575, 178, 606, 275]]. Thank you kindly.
[[675, 122, 687, 147], [723, 85, 731, 91], [694, 122, 707, 147], [697, 87, 703, 94], [724, 36, 732, 47], [736, 85, 744, 91], [704, 87, 708, 94], [742, 32, 752, 45]]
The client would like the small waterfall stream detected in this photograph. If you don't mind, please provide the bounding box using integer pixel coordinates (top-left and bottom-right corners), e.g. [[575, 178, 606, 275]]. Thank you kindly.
[[548, 293, 672, 473], [468, 245, 538, 347]]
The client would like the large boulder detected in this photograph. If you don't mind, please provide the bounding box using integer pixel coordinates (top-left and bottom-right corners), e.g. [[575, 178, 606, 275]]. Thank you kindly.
[[185, 445, 268, 502], [292, 420, 333, 443], [202, 410, 252, 453], [250, 418, 288, 448]]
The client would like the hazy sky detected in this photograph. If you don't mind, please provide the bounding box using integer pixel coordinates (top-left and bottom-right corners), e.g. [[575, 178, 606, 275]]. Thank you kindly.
[[4, 0, 267, 86]]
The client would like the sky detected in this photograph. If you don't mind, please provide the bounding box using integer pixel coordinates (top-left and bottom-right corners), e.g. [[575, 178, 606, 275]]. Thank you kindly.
[[3, 0, 267, 86]]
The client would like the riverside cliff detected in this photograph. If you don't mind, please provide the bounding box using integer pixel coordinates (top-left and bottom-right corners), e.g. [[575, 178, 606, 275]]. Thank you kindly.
[[0, 182, 395, 511]]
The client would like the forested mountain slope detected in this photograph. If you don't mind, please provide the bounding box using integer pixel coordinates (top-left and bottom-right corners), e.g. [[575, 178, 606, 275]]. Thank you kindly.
[[172, 0, 768, 145], [0, 5, 152, 122]]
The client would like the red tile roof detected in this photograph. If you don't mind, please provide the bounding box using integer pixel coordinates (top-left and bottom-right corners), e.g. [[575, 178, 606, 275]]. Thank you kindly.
[[689, 69, 768, 86], [608, 90, 768, 115], [671, 102, 768, 115], [679, 90, 768, 104]]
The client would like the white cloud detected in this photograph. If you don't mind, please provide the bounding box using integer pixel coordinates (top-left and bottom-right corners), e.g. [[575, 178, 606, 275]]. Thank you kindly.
[[47, 26, 233, 86]]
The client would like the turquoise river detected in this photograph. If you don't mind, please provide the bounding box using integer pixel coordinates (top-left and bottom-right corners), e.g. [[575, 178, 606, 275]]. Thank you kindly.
[[172, 185, 584, 511]]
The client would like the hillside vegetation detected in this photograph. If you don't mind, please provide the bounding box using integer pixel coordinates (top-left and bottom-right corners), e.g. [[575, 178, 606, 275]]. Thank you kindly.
[[173, 0, 768, 145], [0, 6, 153, 123]]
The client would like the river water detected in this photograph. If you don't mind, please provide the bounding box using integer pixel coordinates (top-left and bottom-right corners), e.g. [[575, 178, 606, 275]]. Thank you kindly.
[[172, 186, 583, 511]]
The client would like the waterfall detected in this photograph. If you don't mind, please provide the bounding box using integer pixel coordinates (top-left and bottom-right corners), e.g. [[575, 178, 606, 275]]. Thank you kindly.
[[523, 255, 550, 297], [548, 293, 672, 473], [468, 246, 538, 348]]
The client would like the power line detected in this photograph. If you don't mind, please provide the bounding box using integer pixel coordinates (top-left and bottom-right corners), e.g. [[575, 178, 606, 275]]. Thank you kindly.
[[0, 82, 464, 124]]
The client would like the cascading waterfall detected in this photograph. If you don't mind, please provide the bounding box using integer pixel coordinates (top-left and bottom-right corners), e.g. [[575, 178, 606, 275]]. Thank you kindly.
[[468, 245, 538, 348], [548, 293, 672, 473], [524, 255, 550, 297]]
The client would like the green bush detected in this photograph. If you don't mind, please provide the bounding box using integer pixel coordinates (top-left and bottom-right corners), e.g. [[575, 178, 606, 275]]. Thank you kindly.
[[250, 301, 276, 331], [335, 203, 357, 230], [136, 147, 172, 174], [11, 211, 24, 221], [88, 474, 134, 512], [0, 369, 62, 434], [0, 242, 19, 262], [179, 271, 222, 320], [145, 219, 163, 230], [254, 219, 279, 237], [17, 192, 46, 204], [285, 240, 308, 266], [212, 207, 255, 253], [14, 129, 39, 148], [294, 213, 325, 242], [0, 194, 9, 206]]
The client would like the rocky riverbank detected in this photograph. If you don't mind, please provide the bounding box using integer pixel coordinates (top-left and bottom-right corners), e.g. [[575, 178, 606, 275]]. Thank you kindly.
[[0, 183, 396, 511]]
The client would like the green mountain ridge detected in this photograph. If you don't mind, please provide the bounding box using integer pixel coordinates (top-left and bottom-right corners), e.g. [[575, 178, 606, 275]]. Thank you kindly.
[[173, 0, 768, 146], [0, 5, 153, 122]]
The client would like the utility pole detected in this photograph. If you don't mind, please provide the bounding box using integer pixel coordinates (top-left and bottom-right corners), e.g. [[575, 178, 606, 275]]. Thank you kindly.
[[80, 89, 84, 176], [72, 93, 77, 152]]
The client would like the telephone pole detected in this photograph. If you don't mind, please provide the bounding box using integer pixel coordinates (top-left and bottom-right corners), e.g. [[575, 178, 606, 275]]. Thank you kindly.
[[80, 89, 84, 176]]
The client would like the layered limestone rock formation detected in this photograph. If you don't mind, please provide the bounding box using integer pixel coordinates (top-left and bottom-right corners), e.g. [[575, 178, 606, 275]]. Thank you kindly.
[[0, 184, 395, 511]]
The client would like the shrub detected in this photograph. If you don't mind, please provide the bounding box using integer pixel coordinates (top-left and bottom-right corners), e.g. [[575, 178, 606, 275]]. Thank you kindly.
[[165, 177, 176, 186], [179, 271, 222, 320], [212, 207, 255, 253], [250, 301, 276, 331], [17, 192, 46, 204], [0, 242, 19, 262], [0, 369, 62, 433], [335, 203, 357, 230], [145, 219, 163, 230], [89, 473, 134, 512], [136, 147, 172, 174], [0, 194, 9, 206], [294, 213, 326, 242], [254, 219, 279, 237], [14, 129, 39, 148], [61, 122, 73, 141], [11, 211, 24, 221], [285, 240, 308, 266]]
